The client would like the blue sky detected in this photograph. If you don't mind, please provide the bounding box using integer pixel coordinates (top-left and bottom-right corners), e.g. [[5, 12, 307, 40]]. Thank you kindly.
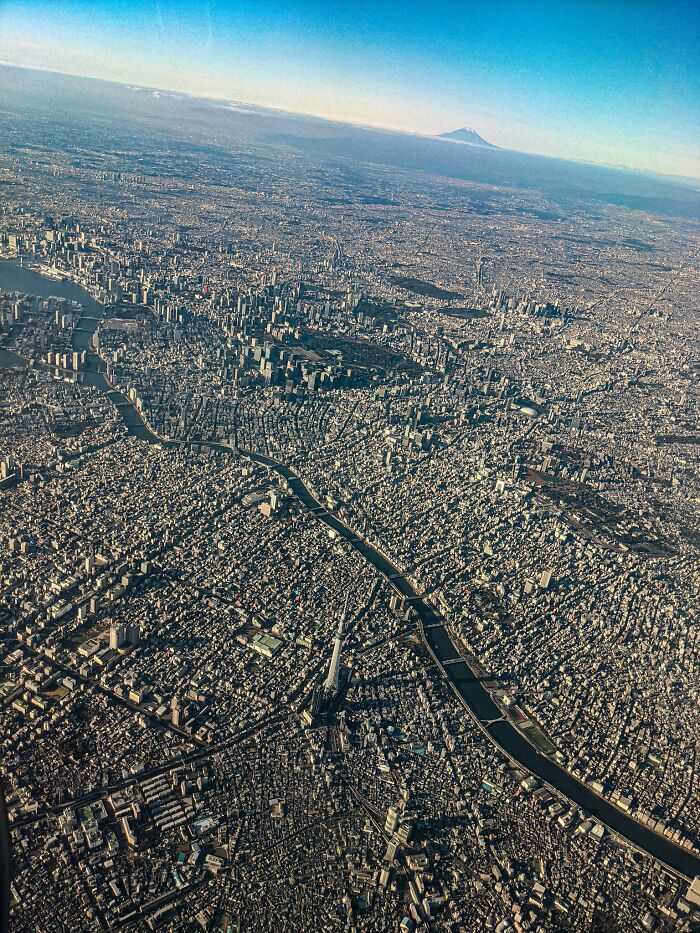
[[1, 0, 699, 177]]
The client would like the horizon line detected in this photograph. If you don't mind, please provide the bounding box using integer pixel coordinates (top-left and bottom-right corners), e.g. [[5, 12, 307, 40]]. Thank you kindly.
[[2, 59, 699, 184]]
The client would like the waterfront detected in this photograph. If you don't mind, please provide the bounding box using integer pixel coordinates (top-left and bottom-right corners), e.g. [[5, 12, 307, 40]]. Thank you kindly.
[[0, 260, 103, 313], [0, 261, 156, 442], [0, 348, 26, 369], [3, 260, 700, 885], [247, 451, 700, 882], [4, 52, 700, 928]]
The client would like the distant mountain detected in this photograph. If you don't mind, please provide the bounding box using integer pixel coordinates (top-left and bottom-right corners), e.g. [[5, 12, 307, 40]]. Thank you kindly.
[[439, 127, 497, 148], [3, 65, 699, 221]]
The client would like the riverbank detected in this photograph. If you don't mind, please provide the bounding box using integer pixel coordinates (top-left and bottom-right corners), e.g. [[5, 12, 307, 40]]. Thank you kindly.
[[3, 259, 699, 884]]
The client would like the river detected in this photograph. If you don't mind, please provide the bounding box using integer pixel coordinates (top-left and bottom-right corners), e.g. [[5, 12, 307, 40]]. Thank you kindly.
[[1, 259, 699, 883], [247, 453, 700, 881], [0, 260, 156, 442]]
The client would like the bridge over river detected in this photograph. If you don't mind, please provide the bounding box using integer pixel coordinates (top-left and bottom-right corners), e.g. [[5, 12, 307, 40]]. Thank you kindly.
[[1, 260, 698, 916]]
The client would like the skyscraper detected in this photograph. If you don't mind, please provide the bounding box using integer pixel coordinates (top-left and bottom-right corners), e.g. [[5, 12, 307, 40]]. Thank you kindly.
[[323, 594, 349, 694], [109, 623, 126, 650], [384, 805, 399, 834]]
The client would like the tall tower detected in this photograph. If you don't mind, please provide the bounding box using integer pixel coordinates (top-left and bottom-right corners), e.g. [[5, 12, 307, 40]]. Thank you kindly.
[[323, 594, 349, 694]]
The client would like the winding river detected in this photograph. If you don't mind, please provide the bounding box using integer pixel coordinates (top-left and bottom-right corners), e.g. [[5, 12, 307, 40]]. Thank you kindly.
[[2, 259, 699, 883]]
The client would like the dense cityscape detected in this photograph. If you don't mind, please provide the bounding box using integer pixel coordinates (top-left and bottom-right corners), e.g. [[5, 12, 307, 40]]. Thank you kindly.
[[0, 62, 699, 933]]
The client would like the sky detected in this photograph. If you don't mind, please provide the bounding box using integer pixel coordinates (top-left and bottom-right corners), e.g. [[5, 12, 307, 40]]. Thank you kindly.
[[1, 0, 699, 177]]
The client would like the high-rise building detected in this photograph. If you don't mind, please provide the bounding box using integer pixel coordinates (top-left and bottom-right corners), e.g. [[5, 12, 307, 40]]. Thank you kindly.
[[323, 594, 349, 694], [385, 837, 400, 862], [384, 805, 400, 835], [109, 623, 126, 650]]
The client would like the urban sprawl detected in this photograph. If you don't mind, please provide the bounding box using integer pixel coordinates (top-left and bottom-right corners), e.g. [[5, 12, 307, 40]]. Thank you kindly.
[[1, 90, 700, 932]]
